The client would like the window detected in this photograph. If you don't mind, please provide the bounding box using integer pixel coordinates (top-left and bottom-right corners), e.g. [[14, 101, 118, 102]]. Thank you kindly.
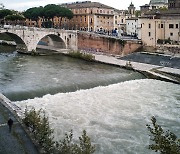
[[149, 32, 151, 37], [115, 20, 117, 24], [100, 10, 102, 13], [169, 24, 174, 28], [176, 24, 179, 29], [149, 23, 151, 28], [90, 18, 93, 23], [115, 16, 117, 19], [161, 24, 164, 28], [170, 32, 173, 36], [121, 19, 124, 23]]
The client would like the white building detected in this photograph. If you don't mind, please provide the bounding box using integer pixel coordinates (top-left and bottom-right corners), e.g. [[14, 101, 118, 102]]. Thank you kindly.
[[126, 17, 138, 37]]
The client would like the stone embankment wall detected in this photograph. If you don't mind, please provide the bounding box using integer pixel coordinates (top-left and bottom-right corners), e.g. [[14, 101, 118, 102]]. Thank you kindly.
[[143, 45, 180, 55], [77, 32, 142, 56]]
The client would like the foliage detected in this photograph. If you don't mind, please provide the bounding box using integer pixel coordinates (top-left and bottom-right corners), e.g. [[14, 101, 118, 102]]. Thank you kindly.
[[68, 51, 95, 61], [23, 7, 44, 21], [23, 107, 55, 153], [0, 9, 13, 19], [158, 6, 168, 11], [157, 38, 171, 44], [135, 10, 141, 17], [56, 130, 95, 154], [5, 14, 25, 21], [108, 37, 126, 46], [146, 116, 180, 154], [117, 39, 126, 47], [23, 4, 73, 20], [23, 107, 95, 154]]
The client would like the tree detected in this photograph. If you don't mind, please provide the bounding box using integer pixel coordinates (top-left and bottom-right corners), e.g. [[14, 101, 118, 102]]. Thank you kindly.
[[0, 9, 13, 19], [146, 116, 180, 154], [23, 4, 73, 28], [5, 14, 25, 25], [135, 10, 141, 17], [23, 6, 44, 21], [23, 107, 95, 154]]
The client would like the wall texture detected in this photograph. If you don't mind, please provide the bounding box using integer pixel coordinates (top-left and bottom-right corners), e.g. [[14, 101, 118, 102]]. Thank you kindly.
[[77, 32, 142, 56]]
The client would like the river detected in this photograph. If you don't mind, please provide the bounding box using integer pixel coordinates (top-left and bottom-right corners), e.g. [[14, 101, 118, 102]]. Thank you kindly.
[[0, 49, 180, 154]]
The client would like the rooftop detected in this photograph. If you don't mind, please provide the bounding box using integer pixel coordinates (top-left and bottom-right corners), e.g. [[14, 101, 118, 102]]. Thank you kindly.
[[60, 1, 114, 9]]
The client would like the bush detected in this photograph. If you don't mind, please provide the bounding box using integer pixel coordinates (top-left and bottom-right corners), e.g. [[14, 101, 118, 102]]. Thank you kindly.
[[146, 116, 180, 154], [56, 130, 95, 154], [68, 51, 95, 61], [23, 107, 55, 153], [23, 107, 95, 154]]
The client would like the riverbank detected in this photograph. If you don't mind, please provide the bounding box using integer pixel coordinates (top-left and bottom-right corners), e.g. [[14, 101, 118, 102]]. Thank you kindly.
[[0, 93, 39, 154]]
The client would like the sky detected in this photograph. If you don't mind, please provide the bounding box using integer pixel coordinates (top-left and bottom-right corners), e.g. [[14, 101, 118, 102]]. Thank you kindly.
[[2, 0, 150, 11]]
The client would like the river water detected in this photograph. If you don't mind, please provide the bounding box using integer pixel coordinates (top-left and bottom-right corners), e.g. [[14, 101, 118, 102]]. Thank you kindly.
[[0, 50, 180, 154]]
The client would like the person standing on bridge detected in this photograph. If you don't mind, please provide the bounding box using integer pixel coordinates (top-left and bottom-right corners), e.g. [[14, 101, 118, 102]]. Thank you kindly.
[[7, 118, 13, 133]]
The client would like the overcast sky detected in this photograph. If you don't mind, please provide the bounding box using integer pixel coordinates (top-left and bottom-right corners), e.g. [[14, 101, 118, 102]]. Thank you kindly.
[[2, 0, 150, 11]]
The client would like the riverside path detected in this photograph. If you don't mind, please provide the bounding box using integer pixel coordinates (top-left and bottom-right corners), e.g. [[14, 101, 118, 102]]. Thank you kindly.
[[0, 94, 38, 154]]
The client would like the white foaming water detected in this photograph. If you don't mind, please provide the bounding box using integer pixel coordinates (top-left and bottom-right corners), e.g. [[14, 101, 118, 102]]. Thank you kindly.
[[13, 79, 180, 154]]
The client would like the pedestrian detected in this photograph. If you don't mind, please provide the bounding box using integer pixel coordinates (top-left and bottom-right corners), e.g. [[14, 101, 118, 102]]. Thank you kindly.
[[7, 118, 13, 133]]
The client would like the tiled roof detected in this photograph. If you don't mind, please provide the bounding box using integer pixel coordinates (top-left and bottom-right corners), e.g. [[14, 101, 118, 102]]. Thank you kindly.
[[60, 1, 114, 9]]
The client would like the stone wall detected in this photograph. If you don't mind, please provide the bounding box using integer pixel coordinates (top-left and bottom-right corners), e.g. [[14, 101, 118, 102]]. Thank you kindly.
[[77, 32, 142, 56]]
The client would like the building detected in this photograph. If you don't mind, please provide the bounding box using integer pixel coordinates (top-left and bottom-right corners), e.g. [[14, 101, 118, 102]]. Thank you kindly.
[[126, 17, 138, 37], [168, 0, 180, 9], [140, 0, 168, 14], [128, 2, 136, 17], [150, 0, 168, 8], [138, 10, 180, 46], [60, 1, 115, 32], [114, 9, 130, 34]]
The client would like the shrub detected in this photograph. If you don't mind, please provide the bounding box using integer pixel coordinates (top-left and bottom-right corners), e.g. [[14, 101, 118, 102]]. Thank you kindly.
[[22, 107, 95, 154], [68, 51, 95, 61], [146, 116, 180, 154]]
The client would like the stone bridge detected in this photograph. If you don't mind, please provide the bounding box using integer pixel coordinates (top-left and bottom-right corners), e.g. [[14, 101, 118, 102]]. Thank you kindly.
[[0, 27, 78, 52]]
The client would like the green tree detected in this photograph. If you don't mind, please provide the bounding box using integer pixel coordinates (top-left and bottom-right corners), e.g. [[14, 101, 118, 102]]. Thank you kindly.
[[146, 116, 180, 154], [57, 130, 95, 154], [0, 9, 13, 19], [23, 107, 95, 154], [23, 6, 44, 21], [23, 4, 73, 28], [135, 10, 141, 17], [5, 14, 25, 25]]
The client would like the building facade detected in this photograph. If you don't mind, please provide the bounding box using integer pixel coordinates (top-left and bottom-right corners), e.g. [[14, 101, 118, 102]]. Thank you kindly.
[[138, 12, 180, 46], [126, 18, 138, 37], [61, 1, 115, 32], [168, 0, 180, 9]]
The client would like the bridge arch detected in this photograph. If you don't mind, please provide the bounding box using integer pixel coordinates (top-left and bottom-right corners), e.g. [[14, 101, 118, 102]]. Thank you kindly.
[[36, 33, 67, 51], [1, 32, 28, 51]]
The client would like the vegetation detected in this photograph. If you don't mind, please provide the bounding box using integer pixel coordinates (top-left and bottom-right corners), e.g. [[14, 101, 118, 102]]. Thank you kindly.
[[108, 37, 126, 46], [157, 38, 171, 44], [23, 107, 95, 154], [68, 51, 95, 61], [146, 116, 180, 154], [23, 4, 73, 28], [135, 10, 141, 17], [0, 9, 13, 19], [5, 14, 25, 22]]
